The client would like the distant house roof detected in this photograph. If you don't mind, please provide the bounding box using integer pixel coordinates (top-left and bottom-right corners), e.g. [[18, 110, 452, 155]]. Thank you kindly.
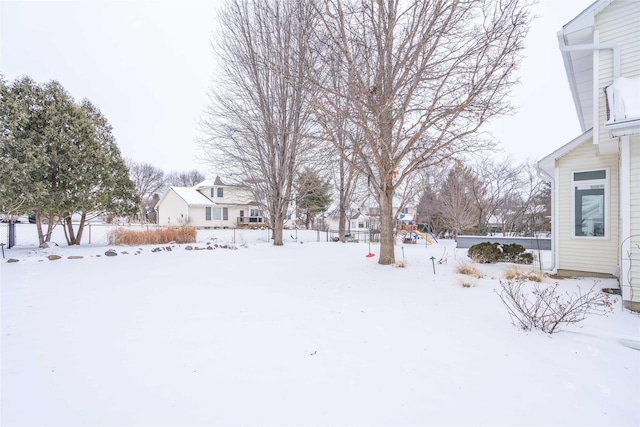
[[171, 187, 215, 206], [194, 180, 214, 189]]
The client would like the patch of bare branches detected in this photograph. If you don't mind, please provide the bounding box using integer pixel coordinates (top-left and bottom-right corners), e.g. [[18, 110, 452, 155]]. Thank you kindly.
[[496, 279, 614, 334]]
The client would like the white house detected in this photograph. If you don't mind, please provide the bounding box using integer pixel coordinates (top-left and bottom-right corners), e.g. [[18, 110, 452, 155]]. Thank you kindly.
[[536, 0, 640, 311], [155, 177, 266, 229]]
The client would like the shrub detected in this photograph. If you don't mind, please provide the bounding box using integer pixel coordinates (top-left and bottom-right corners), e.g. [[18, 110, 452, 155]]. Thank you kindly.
[[467, 242, 501, 263], [496, 279, 614, 334], [468, 241, 532, 264], [108, 227, 197, 245], [456, 261, 483, 278]]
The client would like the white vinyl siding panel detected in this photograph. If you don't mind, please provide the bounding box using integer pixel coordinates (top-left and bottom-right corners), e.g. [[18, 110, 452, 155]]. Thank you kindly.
[[629, 137, 640, 302], [157, 190, 190, 226], [596, 1, 640, 144], [556, 140, 619, 275]]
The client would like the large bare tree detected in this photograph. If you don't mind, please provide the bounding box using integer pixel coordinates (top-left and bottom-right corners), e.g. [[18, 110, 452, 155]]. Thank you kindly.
[[165, 170, 206, 188], [311, 0, 531, 264], [126, 159, 166, 223], [200, 0, 317, 245]]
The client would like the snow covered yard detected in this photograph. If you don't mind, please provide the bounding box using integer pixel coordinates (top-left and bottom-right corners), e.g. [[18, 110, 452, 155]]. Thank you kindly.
[[1, 236, 639, 426]]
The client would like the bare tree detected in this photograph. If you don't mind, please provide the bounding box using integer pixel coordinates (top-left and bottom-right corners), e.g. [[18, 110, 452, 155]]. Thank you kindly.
[[434, 164, 479, 238], [471, 156, 527, 234], [497, 164, 547, 236], [165, 170, 206, 188], [200, 0, 317, 245], [311, 0, 531, 264], [126, 159, 166, 223]]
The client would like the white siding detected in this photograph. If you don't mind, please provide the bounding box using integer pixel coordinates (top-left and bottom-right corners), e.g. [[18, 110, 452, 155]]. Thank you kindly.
[[157, 190, 190, 226], [629, 137, 640, 302], [596, 1, 640, 145], [556, 140, 619, 275]]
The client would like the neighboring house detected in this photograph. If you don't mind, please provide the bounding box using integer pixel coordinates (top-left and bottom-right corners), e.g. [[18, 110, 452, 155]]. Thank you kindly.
[[155, 177, 266, 228], [537, 0, 640, 311]]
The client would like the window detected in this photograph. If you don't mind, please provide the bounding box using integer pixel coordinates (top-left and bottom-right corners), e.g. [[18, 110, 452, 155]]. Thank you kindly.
[[573, 170, 607, 238], [212, 208, 222, 220], [223, 207, 228, 221], [205, 207, 211, 221], [250, 209, 262, 217], [217, 187, 224, 198], [210, 188, 214, 198]]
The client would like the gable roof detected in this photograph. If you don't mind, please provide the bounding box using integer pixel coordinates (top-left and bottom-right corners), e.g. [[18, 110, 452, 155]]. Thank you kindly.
[[537, 128, 594, 177], [170, 187, 215, 206]]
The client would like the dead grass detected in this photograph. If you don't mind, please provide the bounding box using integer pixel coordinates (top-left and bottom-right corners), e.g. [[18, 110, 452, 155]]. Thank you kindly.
[[108, 227, 197, 245], [460, 278, 477, 288], [504, 266, 544, 282], [456, 261, 483, 278]]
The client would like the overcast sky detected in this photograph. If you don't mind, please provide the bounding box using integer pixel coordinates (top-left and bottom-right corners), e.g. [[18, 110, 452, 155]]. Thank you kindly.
[[1, 0, 593, 175]]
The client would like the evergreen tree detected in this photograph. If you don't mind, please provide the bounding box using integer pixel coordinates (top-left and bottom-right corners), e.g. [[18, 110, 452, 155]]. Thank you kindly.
[[294, 167, 332, 229], [0, 76, 137, 245]]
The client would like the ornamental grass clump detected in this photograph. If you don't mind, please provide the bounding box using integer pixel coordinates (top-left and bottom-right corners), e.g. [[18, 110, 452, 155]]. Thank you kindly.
[[456, 261, 483, 278], [108, 227, 197, 245]]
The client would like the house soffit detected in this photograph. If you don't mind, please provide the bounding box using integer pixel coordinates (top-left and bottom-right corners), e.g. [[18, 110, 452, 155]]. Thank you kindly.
[[559, 1, 614, 133]]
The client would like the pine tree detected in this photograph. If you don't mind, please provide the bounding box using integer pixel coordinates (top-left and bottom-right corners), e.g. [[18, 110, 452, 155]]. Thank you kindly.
[[294, 167, 332, 229], [1, 76, 138, 245]]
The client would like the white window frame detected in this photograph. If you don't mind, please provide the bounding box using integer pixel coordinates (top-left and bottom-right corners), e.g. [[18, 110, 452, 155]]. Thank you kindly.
[[571, 168, 609, 239]]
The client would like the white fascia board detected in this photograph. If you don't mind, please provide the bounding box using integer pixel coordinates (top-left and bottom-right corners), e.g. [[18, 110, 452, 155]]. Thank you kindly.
[[536, 129, 594, 177]]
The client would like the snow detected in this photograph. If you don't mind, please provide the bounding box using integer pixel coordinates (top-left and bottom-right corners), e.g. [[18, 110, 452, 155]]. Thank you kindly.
[[1, 229, 639, 426]]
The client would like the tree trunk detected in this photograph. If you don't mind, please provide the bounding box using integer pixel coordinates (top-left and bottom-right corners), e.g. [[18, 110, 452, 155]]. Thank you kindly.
[[75, 212, 87, 244], [35, 212, 56, 246], [272, 211, 284, 246], [63, 214, 77, 245], [338, 205, 347, 242], [35, 211, 45, 247], [378, 190, 396, 265]]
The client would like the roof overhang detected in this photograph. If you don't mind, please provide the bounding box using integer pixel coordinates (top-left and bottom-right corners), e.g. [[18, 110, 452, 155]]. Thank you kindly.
[[536, 128, 594, 178], [557, 0, 615, 133]]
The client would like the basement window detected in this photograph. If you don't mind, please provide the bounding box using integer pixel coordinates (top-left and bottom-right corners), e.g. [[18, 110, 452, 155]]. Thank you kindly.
[[573, 169, 607, 238]]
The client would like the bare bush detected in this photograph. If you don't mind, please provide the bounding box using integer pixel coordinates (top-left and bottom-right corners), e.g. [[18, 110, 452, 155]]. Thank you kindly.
[[496, 279, 614, 334]]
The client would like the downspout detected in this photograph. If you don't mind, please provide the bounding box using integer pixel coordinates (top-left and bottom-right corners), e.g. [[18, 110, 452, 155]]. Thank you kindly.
[[535, 165, 556, 271]]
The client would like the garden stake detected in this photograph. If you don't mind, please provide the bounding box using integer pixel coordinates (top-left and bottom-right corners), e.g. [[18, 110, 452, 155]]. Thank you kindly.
[[430, 256, 436, 274]]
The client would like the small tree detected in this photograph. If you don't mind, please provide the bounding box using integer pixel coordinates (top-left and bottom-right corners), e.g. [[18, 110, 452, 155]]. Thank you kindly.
[[294, 167, 332, 229]]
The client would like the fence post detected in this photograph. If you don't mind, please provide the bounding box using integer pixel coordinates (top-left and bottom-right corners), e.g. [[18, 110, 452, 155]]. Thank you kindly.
[[8, 221, 15, 249]]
